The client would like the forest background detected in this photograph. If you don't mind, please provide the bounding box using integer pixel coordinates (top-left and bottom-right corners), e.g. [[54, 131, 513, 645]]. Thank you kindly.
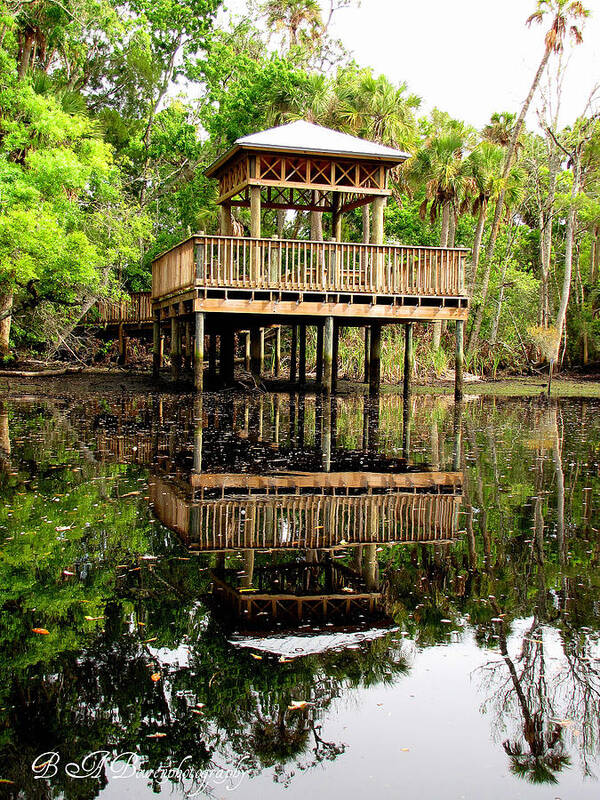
[[0, 0, 599, 380]]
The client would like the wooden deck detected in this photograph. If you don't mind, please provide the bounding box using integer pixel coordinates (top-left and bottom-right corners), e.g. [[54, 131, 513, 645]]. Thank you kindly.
[[152, 235, 468, 321], [84, 292, 153, 327]]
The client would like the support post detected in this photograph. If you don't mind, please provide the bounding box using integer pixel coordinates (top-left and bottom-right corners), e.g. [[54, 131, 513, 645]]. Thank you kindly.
[[194, 311, 204, 392], [274, 326, 281, 377], [250, 326, 262, 376], [455, 319, 464, 402], [220, 203, 233, 235], [403, 322, 413, 400], [260, 327, 265, 374], [369, 322, 381, 396], [250, 183, 261, 282], [117, 323, 127, 366], [170, 315, 181, 382], [221, 330, 235, 384], [332, 322, 340, 391], [299, 323, 307, 386], [371, 196, 386, 287], [364, 326, 371, 384], [193, 396, 203, 473], [290, 325, 298, 383], [331, 192, 342, 241], [323, 316, 334, 394], [208, 333, 217, 376], [244, 331, 251, 370], [152, 315, 160, 380], [316, 323, 324, 385]]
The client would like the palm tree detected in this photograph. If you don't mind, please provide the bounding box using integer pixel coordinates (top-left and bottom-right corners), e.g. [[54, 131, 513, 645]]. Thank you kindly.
[[333, 68, 420, 241], [468, 0, 589, 355], [406, 125, 474, 348], [262, 0, 323, 52], [463, 142, 503, 287]]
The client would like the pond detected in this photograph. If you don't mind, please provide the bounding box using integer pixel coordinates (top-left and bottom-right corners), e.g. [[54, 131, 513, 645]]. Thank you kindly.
[[0, 390, 599, 799]]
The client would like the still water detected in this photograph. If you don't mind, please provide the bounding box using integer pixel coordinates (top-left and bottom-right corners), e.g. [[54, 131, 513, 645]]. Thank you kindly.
[[0, 391, 598, 799]]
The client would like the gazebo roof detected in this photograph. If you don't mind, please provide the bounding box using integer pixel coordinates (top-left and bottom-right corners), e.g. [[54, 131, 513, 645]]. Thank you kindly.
[[205, 120, 409, 178]]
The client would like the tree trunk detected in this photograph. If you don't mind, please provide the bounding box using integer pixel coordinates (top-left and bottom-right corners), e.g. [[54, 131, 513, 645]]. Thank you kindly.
[[554, 157, 582, 363], [539, 137, 558, 327], [432, 201, 451, 350], [489, 258, 509, 348], [18, 30, 35, 80], [468, 45, 551, 355], [0, 288, 13, 358], [470, 199, 488, 292]]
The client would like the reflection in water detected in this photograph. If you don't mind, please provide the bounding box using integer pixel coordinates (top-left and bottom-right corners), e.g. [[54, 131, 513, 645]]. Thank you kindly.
[[0, 392, 599, 797]]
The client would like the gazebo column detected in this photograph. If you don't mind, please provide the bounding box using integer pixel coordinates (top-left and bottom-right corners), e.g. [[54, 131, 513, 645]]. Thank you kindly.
[[331, 192, 342, 241], [299, 323, 307, 386], [249, 177, 261, 281], [369, 322, 381, 396], [372, 196, 386, 287], [455, 319, 464, 401], [170, 315, 181, 382], [220, 203, 233, 235], [323, 316, 334, 394], [193, 311, 204, 392]]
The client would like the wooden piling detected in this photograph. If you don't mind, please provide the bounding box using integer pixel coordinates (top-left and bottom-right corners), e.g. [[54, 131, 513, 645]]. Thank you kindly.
[[455, 319, 464, 401], [323, 316, 334, 393], [170, 316, 181, 382], [117, 323, 127, 365], [332, 321, 340, 391], [208, 333, 217, 376], [403, 322, 413, 400], [152, 315, 160, 380], [250, 326, 262, 376], [316, 323, 324, 385], [299, 323, 307, 385], [364, 326, 371, 384], [290, 325, 298, 383], [221, 330, 235, 384], [369, 322, 381, 396], [274, 326, 281, 377], [194, 311, 204, 392]]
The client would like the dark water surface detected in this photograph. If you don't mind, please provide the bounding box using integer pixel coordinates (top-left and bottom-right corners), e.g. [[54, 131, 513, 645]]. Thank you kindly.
[[0, 391, 599, 799]]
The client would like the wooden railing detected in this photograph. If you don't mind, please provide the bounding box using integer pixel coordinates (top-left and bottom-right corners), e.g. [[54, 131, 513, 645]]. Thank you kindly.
[[152, 235, 468, 300], [94, 292, 153, 325], [149, 477, 462, 549]]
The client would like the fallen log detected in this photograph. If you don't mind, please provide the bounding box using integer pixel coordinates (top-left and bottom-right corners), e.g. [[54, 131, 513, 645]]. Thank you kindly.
[[0, 367, 85, 378]]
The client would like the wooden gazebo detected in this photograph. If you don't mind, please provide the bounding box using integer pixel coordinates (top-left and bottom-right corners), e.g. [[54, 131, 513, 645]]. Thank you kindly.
[[150, 121, 469, 395]]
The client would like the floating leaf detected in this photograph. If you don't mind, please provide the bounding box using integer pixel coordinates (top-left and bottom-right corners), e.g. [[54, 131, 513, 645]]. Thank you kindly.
[[288, 700, 311, 711]]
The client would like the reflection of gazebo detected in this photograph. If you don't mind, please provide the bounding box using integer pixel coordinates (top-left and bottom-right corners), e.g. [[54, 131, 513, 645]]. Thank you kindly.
[[211, 560, 382, 629], [149, 470, 463, 552]]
